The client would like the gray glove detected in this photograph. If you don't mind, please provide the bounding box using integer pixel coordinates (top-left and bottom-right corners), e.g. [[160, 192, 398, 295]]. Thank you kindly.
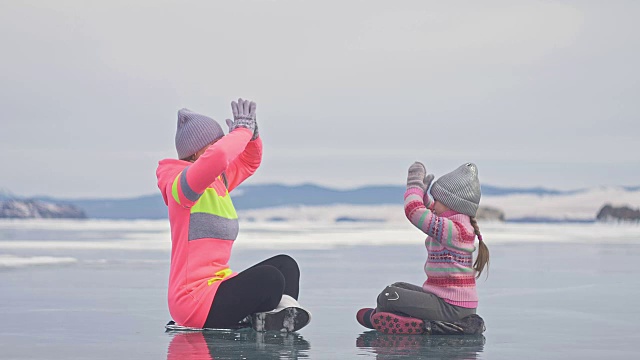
[[227, 120, 259, 140], [407, 162, 435, 193], [424, 173, 435, 190], [226, 119, 259, 140], [225, 98, 256, 136], [250, 122, 259, 141]]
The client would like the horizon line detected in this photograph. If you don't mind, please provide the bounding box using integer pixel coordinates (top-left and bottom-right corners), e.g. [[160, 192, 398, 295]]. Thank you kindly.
[[2, 182, 640, 202]]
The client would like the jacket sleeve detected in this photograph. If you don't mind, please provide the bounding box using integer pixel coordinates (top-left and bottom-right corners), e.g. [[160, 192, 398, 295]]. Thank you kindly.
[[170, 128, 252, 208], [224, 137, 263, 192], [404, 187, 464, 246]]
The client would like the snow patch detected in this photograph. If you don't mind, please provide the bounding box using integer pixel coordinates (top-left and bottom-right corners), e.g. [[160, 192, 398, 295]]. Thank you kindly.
[[482, 186, 640, 221], [0, 255, 78, 268]]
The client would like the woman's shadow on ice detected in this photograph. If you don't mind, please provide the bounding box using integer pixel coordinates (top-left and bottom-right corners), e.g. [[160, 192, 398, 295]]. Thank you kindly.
[[356, 331, 486, 360], [166, 329, 310, 360]]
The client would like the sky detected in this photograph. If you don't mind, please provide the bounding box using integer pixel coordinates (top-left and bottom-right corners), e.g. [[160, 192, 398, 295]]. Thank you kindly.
[[0, 0, 638, 199]]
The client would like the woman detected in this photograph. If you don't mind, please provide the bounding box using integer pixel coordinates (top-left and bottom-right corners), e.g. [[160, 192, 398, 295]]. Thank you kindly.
[[156, 98, 310, 332]]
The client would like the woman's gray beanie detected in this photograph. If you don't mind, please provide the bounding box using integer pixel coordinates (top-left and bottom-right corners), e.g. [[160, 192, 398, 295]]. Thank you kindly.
[[175, 108, 225, 160], [430, 163, 481, 217]]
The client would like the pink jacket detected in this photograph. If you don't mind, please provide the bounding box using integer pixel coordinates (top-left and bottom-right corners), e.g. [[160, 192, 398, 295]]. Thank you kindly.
[[156, 128, 262, 327], [404, 187, 478, 308]]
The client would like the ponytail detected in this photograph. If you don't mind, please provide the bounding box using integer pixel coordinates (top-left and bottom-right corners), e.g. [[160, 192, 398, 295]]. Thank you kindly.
[[470, 217, 490, 279]]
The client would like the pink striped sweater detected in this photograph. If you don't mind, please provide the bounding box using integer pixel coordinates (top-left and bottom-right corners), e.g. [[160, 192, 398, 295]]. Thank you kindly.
[[404, 187, 478, 308]]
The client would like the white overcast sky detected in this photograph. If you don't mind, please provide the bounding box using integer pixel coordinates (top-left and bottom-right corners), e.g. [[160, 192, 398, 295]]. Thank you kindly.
[[0, 0, 638, 198]]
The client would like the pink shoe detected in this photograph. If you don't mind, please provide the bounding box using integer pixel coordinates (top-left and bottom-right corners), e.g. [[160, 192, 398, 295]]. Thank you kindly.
[[356, 308, 376, 329], [371, 312, 425, 335]]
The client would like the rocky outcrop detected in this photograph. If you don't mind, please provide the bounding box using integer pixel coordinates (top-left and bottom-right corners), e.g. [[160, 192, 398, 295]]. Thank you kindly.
[[335, 216, 385, 223], [0, 199, 86, 219], [476, 206, 505, 221], [596, 204, 640, 223]]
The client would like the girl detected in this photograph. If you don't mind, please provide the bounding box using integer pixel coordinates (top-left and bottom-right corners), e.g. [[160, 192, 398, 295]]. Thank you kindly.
[[356, 162, 488, 335], [156, 98, 310, 332]]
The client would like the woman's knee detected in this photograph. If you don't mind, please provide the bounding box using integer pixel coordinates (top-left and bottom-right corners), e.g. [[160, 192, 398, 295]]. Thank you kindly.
[[245, 265, 285, 310], [273, 254, 300, 276], [254, 265, 286, 290]]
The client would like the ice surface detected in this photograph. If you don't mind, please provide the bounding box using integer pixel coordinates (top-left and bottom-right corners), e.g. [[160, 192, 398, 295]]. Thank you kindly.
[[0, 219, 639, 359], [1, 219, 638, 253], [0, 254, 77, 268]]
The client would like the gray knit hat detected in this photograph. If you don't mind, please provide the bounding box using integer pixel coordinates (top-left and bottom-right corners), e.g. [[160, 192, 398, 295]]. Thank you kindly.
[[430, 163, 481, 217], [175, 108, 225, 160]]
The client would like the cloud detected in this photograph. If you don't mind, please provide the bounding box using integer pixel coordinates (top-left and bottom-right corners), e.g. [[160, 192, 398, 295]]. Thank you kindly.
[[0, 1, 638, 197]]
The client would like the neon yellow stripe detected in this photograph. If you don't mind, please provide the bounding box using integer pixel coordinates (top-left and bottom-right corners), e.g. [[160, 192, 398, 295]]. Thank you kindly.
[[171, 173, 181, 205], [190, 188, 238, 219], [207, 268, 233, 286]]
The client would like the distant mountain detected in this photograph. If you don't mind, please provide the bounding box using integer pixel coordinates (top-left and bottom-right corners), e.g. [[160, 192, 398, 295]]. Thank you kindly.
[[232, 183, 578, 209], [68, 183, 577, 219], [480, 185, 577, 196], [0, 199, 86, 219], [2, 183, 637, 220], [0, 189, 16, 201], [39, 195, 168, 220], [36, 184, 407, 219], [232, 184, 404, 209]]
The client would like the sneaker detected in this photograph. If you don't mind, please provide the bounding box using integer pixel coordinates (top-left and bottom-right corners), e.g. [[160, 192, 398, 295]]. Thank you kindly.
[[165, 319, 251, 332], [428, 314, 486, 335], [251, 307, 311, 332], [165, 320, 204, 332], [371, 312, 425, 335], [356, 308, 376, 329]]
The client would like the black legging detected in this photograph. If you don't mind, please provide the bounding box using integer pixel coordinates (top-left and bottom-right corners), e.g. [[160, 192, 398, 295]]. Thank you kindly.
[[203, 254, 300, 329]]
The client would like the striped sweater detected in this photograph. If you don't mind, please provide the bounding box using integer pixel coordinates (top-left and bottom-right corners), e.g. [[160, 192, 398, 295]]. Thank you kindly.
[[404, 187, 478, 308]]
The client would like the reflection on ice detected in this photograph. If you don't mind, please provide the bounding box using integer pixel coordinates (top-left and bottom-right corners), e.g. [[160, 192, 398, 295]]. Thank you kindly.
[[2, 219, 640, 359], [356, 331, 485, 359], [166, 329, 310, 360]]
